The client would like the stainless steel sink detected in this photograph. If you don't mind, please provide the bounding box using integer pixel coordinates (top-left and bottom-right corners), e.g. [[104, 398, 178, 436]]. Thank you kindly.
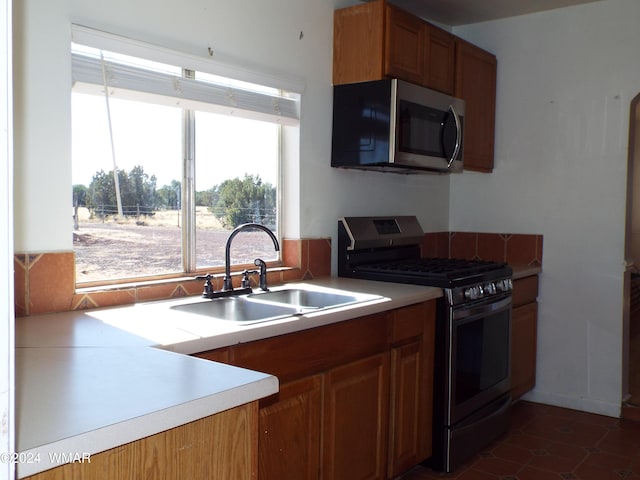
[[169, 287, 379, 323], [170, 297, 299, 322], [248, 288, 361, 309]]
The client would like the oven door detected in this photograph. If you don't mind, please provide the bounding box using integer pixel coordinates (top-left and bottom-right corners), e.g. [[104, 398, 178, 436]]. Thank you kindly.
[[448, 294, 512, 425]]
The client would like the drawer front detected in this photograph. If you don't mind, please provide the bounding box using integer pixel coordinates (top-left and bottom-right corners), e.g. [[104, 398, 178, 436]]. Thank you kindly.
[[512, 276, 539, 308], [230, 312, 390, 382]]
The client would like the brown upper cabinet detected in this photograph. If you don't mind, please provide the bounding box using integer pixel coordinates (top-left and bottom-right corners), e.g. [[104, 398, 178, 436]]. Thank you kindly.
[[333, 0, 496, 171], [333, 0, 455, 95], [384, 4, 425, 85], [454, 39, 497, 172], [424, 24, 456, 95]]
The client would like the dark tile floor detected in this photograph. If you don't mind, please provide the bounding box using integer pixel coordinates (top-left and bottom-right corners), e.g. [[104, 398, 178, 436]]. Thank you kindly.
[[402, 400, 640, 480]]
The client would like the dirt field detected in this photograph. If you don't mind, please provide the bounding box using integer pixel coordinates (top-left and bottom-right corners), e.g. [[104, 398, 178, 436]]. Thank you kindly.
[[73, 208, 279, 283]]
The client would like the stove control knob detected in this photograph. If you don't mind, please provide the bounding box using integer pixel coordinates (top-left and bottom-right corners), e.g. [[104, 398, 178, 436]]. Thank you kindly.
[[484, 282, 496, 295], [496, 279, 513, 292], [464, 286, 479, 300]]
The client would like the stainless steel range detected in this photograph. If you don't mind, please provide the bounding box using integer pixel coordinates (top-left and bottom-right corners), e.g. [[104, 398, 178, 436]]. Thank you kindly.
[[338, 216, 513, 472]]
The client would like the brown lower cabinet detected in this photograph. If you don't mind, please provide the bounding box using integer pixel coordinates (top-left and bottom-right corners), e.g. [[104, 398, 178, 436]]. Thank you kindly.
[[259, 375, 322, 479], [195, 300, 436, 480], [388, 341, 426, 477], [324, 353, 389, 480], [24, 402, 258, 480], [511, 275, 539, 400]]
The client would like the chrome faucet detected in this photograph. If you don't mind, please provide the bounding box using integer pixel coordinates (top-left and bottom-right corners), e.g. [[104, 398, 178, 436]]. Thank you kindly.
[[223, 223, 279, 291]]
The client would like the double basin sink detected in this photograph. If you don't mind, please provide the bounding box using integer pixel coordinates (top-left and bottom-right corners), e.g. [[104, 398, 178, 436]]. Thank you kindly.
[[171, 287, 379, 324]]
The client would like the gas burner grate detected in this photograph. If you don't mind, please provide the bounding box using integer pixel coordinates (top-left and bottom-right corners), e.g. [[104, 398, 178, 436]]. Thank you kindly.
[[357, 258, 507, 279]]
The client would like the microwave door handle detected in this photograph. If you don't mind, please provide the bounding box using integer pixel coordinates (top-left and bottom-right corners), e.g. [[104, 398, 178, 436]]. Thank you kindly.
[[447, 105, 462, 169]]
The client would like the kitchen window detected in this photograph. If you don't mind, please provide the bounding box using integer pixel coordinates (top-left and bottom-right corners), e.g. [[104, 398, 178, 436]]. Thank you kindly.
[[70, 27, 300, 285]]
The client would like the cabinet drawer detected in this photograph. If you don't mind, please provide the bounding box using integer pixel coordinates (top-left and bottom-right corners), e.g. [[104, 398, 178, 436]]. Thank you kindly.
[[391, 303, 425, 343], [512, 276, 539, 308], [230, 312, 390, 382], [193, 346, 230, 363], [390, 301, 435, 344]]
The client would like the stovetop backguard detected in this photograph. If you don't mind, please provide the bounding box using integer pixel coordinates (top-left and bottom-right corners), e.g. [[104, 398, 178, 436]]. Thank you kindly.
[[338, 216, 511, 289]]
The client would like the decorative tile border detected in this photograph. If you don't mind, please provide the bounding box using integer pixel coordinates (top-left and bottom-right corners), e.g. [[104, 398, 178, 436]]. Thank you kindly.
[[14, 237, 332, 317]]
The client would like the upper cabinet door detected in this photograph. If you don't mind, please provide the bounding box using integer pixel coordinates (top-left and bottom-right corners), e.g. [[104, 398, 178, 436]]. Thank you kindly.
[[455, 39, 497, 172], [333, 0, 385, 85], [424, 25, 455, 95], [333, 0, 455, 96], [384, 4, 425, 85]]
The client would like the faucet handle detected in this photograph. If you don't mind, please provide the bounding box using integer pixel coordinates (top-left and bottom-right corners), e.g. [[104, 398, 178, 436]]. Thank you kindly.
[[195, 274, 214, 297], [241, 269, 258, 289]]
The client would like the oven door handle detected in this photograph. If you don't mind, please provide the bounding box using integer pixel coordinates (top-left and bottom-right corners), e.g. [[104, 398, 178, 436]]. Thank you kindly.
[[453, 295, 512, 321]]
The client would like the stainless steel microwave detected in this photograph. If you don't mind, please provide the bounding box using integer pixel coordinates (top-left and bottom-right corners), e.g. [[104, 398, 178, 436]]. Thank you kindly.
[[331, 79, 465, 174]]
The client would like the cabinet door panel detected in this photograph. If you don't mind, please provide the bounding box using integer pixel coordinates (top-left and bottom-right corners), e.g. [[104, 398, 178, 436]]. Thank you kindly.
[[323, 353, 389, 480], [511, 302, 538, 399], [259, 376, 322, 480], [455, 39, 497, 172], [425, 25, 455, 94], [333, 1, 384, 84], [388, 341, 422, 477], [25, 403, 258, 480], [384, 4, 424, 84]]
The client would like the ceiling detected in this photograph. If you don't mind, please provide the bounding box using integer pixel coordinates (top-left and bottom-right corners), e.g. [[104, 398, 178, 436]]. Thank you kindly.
[[370, 0, 605, 26]]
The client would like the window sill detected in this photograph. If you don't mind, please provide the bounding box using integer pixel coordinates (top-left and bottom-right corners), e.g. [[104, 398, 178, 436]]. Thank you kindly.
[[70, 266, 309, 312], [75, 266, 297, 295]]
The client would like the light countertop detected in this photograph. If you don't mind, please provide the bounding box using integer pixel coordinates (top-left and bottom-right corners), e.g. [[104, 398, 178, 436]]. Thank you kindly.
[[16, 277, 442, 478], [16, 348, 276, 477]]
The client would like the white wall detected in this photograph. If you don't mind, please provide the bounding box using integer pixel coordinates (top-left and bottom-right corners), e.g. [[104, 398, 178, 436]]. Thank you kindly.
[[452, 0, 640, 416], [1, 0, 12, 477], [12, 0, 451, 262]]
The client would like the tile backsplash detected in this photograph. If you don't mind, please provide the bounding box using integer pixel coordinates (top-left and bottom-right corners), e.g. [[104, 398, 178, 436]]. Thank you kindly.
[[423, 232, 543, 265], [15, 232, 541, 317], [14, 237, 331, 317]]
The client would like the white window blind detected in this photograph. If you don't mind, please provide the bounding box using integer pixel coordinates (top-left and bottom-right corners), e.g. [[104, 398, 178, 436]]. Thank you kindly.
[[71, 26, 301, 126]]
